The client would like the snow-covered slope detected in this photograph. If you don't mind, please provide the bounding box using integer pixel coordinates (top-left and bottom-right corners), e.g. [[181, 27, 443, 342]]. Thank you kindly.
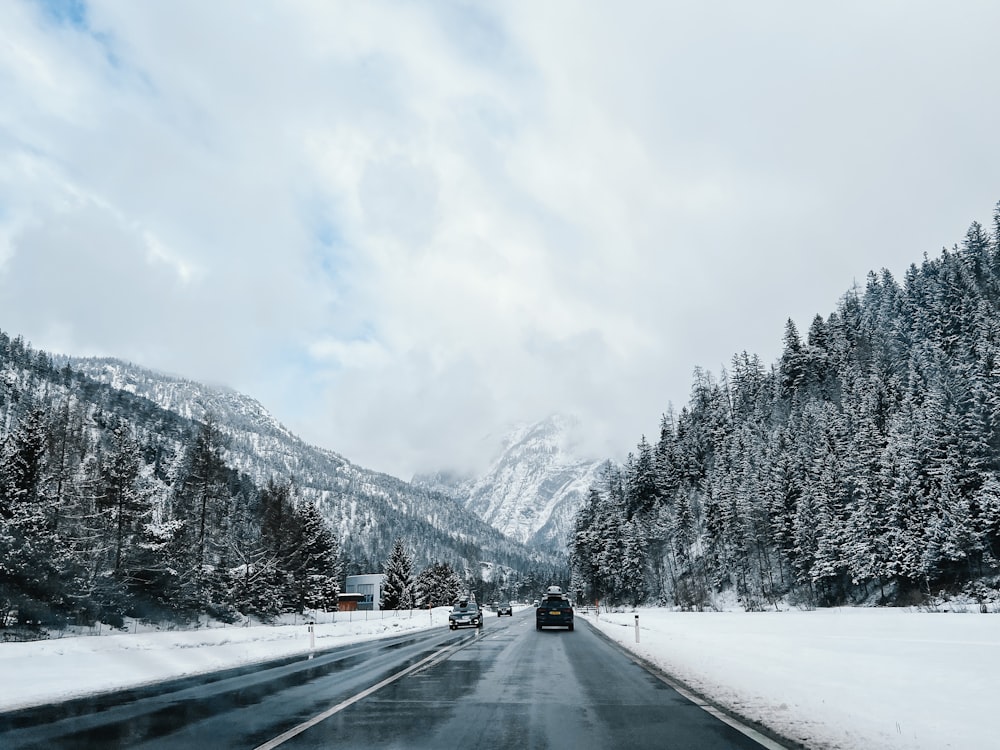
[[58, 356, 556, 573], [416, 415, 607, 549]]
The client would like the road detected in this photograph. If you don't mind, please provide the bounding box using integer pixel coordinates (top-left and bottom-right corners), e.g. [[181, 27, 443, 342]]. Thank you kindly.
[[0, 610, 788, 749]]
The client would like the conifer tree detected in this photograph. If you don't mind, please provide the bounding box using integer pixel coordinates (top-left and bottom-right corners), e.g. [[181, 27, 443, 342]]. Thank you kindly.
[[174, 415, 231, 569], [626, 436, 658, 517], [620, 518, 647, 606], [0, 407, 66, 625], [298, 500, 342, 611], [414, 561, 462, 607], [381, 538, 414, 610], [98, 421, 148, 573], [166, 415, 237, 616], [258, 479, 302, 614]]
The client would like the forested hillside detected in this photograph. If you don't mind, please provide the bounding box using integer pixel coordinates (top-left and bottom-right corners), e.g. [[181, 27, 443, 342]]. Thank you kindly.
[[58, 357, 560, 581], [572, 205, 1000, 610], [0, 341, 563, 630]]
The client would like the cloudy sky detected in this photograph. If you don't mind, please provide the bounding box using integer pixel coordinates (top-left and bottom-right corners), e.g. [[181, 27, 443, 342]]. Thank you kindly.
[[2, 1, 999, 479]]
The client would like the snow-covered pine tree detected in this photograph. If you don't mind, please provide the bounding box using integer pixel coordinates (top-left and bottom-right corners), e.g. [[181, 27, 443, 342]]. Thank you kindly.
[[0, 407, 66, 626], [381, 538, 414, 610], [414, 561, 461, 607], [98, 420, 148, 573], [298, 500, 342, 612], [167, 415, 235, 616], [620, 518, 647, 606]]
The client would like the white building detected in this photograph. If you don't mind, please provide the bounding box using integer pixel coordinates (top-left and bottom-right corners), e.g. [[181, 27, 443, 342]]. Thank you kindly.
[[344, 574, 386, 611]]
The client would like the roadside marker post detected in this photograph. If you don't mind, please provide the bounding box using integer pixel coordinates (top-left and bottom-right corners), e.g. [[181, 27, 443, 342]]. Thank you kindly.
[[635, 614, 640, 643]]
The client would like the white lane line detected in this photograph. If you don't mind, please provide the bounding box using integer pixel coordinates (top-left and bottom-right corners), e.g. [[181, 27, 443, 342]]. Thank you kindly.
[[659, 679, 789, 750], [583, 618, 789, 750], [253, 642, 460, 750]]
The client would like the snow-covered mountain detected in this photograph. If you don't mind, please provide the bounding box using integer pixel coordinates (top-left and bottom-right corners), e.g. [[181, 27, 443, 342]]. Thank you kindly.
[[57, 356, 559, 575], [415, 415, 608, 549]]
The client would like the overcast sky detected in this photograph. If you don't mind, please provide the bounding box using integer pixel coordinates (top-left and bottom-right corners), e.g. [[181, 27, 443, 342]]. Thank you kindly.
[[2, 1, 999, 479]]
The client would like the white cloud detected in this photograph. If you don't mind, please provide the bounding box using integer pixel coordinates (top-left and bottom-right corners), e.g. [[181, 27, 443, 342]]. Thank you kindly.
[[142, 231, 202, 284], [2, 0, 999, 478]]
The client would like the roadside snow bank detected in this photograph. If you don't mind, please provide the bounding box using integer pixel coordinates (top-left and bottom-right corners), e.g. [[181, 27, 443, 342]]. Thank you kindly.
[[586, 607, 999, 750], [0, 608, 447, 712]]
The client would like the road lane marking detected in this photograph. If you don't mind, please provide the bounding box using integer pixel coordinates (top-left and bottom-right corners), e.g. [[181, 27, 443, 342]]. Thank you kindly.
[[659, 681, 789, 750], [253, 641, 464, 749], [581, 617, 790, 750]]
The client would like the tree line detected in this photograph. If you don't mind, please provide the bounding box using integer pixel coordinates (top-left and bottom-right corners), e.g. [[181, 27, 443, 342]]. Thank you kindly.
[[572, 204, 1000, 610], [379, 538, 570, 610], [0, 347, 343, 628]]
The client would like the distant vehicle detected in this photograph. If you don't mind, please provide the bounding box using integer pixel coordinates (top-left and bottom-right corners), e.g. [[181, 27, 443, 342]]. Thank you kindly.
[[497, 601, 512, 617], [532, 599, 540, 607], [536, 589, 574, 631], [449, 599, 483, 630]]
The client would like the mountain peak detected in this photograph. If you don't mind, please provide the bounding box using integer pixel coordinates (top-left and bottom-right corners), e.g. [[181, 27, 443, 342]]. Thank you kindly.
[[416, 415, 608, 548]]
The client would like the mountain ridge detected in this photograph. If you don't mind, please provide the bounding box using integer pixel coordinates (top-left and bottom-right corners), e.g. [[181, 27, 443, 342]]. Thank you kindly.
[[415, 414, 608, 549], [54, 354, 563, 579]]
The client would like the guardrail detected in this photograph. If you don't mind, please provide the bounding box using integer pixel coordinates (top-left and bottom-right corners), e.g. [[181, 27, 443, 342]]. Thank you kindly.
[[1, 628, 47, 643]]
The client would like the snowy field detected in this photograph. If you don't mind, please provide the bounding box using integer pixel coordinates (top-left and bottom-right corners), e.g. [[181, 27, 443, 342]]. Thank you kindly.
[[586, 607, 999, 750], [2, 605, 997, 749]]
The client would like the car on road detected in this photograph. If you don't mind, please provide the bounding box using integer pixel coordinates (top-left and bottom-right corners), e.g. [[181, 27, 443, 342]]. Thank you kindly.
[[449, 599, 483, 630], [497, 600, 512, 616], [536, 588, 574, 631]]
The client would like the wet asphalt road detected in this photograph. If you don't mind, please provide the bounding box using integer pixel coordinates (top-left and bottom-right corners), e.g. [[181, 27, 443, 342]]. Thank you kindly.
[[0, 610, 782, 749]]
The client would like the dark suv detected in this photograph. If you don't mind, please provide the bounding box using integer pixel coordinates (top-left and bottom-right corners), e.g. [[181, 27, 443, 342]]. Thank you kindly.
[[535, 589, 574, 631], [497, 601, 512, 617], [449, 599, 483, 630]]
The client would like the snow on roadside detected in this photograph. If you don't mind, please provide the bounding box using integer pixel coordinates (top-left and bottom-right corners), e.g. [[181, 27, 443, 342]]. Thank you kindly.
[[0, 608, 448, 713], [3, 603, 996, 750], [585, 607, 1000, 750]]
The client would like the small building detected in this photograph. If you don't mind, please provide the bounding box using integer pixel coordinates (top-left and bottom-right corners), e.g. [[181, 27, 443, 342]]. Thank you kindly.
[[344, 574, 386, 611], [336, 592, 366, 612]]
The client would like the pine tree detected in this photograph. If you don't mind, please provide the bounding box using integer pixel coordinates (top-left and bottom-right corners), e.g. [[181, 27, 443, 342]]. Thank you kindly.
[[620, 518, 647, 606], [570, 487, 600, 599], [0, 407, 67, 625], [0, 406, 48, 514], [98, 421, 148, 573], [124, 519, 188, 621], [298, 500, 342, 612], [258, 479, 302, 615], [169, 415, 234, 614], [381, 538, 414, 610], [625, 436, 658, 517], [173, 415, 231, 569], [414, 561, 462, 607], [780, 319, 807, 395], [222, 489, 274, 618]]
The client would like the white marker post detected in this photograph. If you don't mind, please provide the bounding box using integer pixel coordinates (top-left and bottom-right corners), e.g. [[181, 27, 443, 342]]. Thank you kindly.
[[634, 614, 640, 643], [308, 621, 315, 658]]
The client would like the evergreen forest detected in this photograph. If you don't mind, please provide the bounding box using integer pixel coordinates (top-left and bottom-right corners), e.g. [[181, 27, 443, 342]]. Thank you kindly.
[[571, 204, 1000, 611], [0, 343, 344, 628]]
